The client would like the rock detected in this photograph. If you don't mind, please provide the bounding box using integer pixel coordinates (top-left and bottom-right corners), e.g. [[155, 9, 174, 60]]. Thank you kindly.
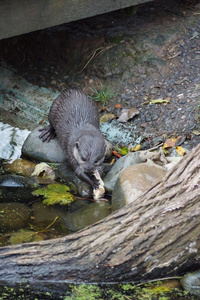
[[4, 158, 36, 176], [105, 139, 113, 158], [100, 119, 142, 148], [0, 174, 28, 187], [0, 66, 59, 127], [104, 151, 143, 193], [112, 162, 166, 211], [22, 126, 111, 163], [21, 126, 66, 163], [181, 270, 200, 297], [62, 201, 111, 232], [0, 174, 38, 203], [0, 202, 31, 232]]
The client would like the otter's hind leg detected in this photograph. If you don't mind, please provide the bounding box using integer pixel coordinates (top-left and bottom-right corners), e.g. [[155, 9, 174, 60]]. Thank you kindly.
[[39, 125, 56, 142]]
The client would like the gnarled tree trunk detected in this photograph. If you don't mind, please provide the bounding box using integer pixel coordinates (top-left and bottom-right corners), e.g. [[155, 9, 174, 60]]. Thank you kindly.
[[0, 144, 200, 292]]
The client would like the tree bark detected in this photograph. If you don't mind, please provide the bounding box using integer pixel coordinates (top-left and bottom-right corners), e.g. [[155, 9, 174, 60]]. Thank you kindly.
[[0, 144, 200, 291]]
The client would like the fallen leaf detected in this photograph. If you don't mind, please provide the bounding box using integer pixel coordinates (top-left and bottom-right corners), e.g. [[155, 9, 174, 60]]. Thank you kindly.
[[100, 113, 116, 124], [163, 136, 182, 149], [31, 162, 56, 183], [115, 103, 121, 108], [39, 119, 45, 125], [110, 158, 116, 165], [176, 146, 186, 156], [150, 98, 169, 104], [175, 135, 186, 147], [117, 107, 139, 122], [31, 162, 53, 177], [192, 130, 200, 136], [32, 183, 74, 206], [120, 146, 129, 155], [133, 144, 141, 152]]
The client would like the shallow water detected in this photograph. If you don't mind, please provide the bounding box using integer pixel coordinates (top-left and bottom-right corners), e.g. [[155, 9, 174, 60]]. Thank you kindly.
[[0, 122, 30, 161]]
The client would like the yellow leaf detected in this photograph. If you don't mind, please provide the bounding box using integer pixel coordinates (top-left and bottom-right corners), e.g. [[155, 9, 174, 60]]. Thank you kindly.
[[150, 98, 169, 104], [176, 146, 186, 156], [133, 144, 141, 151], [100, 113, 116, 124]]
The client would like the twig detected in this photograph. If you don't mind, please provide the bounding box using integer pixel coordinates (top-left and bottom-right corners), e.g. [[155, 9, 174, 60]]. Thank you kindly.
[[80, 45, 113, 72]]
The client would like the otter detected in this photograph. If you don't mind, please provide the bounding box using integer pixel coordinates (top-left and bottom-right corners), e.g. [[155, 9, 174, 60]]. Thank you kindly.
[[39, 88, 106, 189]]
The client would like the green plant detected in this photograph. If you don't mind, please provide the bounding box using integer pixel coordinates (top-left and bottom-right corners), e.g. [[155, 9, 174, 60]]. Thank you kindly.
[[90, 83, 116, 107], [193, 83, 199, 94]]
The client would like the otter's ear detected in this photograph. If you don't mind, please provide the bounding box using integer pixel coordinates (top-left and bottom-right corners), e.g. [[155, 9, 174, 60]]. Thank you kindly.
[[76, 142, 79, 149]]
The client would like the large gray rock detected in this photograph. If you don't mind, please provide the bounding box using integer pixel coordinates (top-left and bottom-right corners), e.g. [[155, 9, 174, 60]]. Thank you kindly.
[[22, 126, 66, 162], [22, 126, 112, 163], [112, 162, 166, 211], [104, 151, 143, 193]]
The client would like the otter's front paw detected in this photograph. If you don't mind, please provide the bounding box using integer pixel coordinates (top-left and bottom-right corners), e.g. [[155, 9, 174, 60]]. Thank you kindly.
[[39, 125, 56, 142]]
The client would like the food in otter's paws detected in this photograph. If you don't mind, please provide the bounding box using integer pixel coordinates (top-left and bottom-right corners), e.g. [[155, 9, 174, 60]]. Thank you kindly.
[[93, 170, 105, 200], [39, 88, 106, 189]]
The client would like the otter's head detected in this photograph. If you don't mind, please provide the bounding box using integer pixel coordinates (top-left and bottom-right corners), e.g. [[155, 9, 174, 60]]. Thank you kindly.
[[73, 134, 106, 173]]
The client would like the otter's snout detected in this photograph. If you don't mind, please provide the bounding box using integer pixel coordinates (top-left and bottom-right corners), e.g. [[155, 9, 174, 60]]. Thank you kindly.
[[83, 163, 95, 173]]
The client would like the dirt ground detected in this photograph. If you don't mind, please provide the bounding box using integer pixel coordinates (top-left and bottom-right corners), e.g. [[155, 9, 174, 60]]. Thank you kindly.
[[0, 0, 199, 152]]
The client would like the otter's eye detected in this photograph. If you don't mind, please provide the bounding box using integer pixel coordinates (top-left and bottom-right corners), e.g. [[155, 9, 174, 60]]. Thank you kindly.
[[76, 142, 79, 149]]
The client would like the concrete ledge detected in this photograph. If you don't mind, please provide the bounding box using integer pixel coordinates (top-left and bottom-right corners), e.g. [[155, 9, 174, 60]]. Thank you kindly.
[[0, 0, 152, 40]]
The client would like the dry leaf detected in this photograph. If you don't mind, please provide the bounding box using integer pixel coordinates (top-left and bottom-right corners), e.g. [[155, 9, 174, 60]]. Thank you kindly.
[[192, 130, 200, 136], [31, 162, 53, 177], [163, 136, 182, 149], [117, 107, 139, 123], [175, 135, 186, 147], [150, 98, 169, 104], [176, 146, 186, 156], [115, 103, 121, 108], [31, 162, 56, 183], [100, 113, 116, 124]]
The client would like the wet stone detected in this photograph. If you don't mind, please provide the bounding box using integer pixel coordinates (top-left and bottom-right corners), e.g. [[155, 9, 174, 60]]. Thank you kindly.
[[112, 162, 166, 211], [62, 201, 111, 232]]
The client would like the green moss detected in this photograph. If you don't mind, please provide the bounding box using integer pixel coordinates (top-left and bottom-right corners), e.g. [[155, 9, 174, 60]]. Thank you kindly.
[[64, 284, 103, 300]]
